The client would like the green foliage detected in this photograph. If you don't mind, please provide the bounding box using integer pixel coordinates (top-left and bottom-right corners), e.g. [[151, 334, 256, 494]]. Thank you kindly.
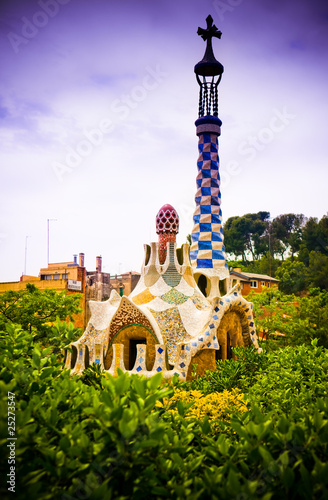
[[224, 212, 270, 261], [249, 287, 328, 348], [275, 253, 328, 293], [46, 317, 82, 357], [0, 284, 82, 342], [248, 287, 297, 344], [182, 346, 269, 394], [270, 213, 305, 260], [299, 215, 328, 265], [247, 340, 328, 415], [306, 251, 328, 290], [294, 288, 328, 348], [275, 259, 307, 294], [1, 323, 328, 499], [80, 362, 106, 389], [225, 212, 328, 291]]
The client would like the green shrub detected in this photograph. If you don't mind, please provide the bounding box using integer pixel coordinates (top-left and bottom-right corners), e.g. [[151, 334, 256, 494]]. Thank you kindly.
[[1, 324, 328, 499], [181, 346, 270, 394], [247, 341, 328, 415], [249, 287, 328, 347]]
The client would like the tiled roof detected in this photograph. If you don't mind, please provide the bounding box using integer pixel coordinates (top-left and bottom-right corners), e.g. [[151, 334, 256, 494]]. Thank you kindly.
[[230, 270, 279, 282]]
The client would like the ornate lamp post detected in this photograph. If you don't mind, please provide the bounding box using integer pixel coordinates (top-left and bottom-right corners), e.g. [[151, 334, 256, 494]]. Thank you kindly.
[[194, 15, 224, 118]]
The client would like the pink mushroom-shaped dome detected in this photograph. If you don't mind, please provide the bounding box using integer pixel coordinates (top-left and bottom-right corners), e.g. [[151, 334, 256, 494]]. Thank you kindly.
[[156, 204, 179, 234]]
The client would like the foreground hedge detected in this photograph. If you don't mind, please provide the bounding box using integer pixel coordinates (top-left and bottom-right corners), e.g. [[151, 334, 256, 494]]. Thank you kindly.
[[0, 325, 328, 499]]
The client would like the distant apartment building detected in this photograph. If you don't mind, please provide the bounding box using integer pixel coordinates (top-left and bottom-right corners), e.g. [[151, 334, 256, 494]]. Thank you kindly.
[[84, 255, 140, 323], [0, 253, 140, 328]]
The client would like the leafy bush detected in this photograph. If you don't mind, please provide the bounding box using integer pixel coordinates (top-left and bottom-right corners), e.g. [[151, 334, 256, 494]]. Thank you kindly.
[[1, 320, 328, 499], [275, 259, 307, 294], [0, 283, 82, 342], [181, 346, 270, 394], [156, 388, 248, 431], [249, 287, 328, 347], [247, 340, 328, 416]]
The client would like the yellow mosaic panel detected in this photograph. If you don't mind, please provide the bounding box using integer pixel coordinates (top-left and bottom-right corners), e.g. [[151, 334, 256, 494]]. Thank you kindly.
[[132, 288, 156, 305]]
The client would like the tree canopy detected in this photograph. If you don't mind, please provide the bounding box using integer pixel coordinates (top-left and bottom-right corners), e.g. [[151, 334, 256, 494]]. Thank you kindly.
[[224, 212, 328, 293], [224, 211, 270, 261], [0, 284, 82, 341]]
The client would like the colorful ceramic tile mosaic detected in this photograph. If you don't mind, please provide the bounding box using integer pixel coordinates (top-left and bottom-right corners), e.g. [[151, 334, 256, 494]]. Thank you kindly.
[[66, 67, 261, 378], [132, 288, 156, 305], [161, 243, 182, 287], [160, 288, 189, 305], [190, 131, 229, 279], [131, 344, 147, 373], [152, 344, 167, 373], [148, 276, 172, 296], [67, 235, 260, 378], [149, 307, 191, 364], [178, 298, 212, 337], [109, 297, 155, 341], [191, 290, 211, 310], [143, 296, 172, 312]]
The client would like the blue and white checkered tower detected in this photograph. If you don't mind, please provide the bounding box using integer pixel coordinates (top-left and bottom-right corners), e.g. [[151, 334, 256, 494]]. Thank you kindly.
[[190, 15, 229, 299]]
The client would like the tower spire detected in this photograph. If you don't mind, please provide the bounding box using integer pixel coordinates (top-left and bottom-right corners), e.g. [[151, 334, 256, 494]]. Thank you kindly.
[[190, 15, 229, 299], [194, 15, 224, 117]]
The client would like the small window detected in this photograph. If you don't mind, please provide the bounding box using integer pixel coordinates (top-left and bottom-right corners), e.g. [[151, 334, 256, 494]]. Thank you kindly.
[[267, 282, 271, 288], [250, 280, 258, 288], [45, 275, 52, 280], [40, 275, 45, 280], [53, 274, 60, 280], [261, 281, 266, 287], [62, 273, 68, 279]]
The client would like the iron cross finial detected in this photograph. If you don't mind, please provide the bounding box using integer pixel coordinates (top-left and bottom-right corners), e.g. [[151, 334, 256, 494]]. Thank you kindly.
[[197, 15, 222, 44]]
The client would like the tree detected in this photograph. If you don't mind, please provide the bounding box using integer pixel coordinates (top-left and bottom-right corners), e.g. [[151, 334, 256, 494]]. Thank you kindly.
[[299, 215, 328, 265], [306, 251, 328, 290], [275, 259, 307, 294], [295, 288, 328, 347], [270, 213, 305, 260], [249, 287, 328, 347], [223, 216, 246, 260], [0, 284, 82, 341], [224, 212, 270, 261]]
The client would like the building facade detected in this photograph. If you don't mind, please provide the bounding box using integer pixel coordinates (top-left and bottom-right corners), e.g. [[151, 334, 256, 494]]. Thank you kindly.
[[65, 16, 261, 380], [229, 269, 279, 296], [0, 253, 140, 329]]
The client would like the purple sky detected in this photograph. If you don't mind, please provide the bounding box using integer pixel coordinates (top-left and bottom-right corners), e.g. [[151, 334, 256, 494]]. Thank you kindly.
[[0, 0, 327, 281]]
